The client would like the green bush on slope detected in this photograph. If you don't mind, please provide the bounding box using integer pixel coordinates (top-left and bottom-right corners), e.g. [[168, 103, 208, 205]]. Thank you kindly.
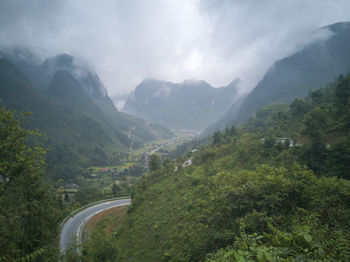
[[81, 74, 350, 261], [0, 106, 59, 261]]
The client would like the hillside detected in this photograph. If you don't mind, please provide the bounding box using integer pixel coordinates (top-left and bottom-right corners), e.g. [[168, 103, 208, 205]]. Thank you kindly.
[[78, 73, 350, 261], [203, 95, 247, 136], [213, 22, 350, 129], [0, 58, 128, 180], [1, 50, 175, 144], [0, 58, 173, 181], [123, 79, 240, 131]]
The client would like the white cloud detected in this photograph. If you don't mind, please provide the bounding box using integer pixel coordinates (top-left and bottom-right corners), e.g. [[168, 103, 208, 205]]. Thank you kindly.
[[0, 0, 350, 97]]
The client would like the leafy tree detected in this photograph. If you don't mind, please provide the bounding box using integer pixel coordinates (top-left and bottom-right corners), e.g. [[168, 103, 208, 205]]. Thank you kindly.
[[213, 131, 223, 145], [290, 98, 311, 118], [302, 137, 327, 175], [323, 135, 350, 179], [149, 154, 161, 172], [0, 106, 59, 261], [334, 73, 350, 109], [112, 183, 120, 195]]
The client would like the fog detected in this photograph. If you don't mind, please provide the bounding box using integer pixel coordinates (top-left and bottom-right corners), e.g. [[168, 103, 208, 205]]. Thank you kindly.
[[1, 0, 350, 105]]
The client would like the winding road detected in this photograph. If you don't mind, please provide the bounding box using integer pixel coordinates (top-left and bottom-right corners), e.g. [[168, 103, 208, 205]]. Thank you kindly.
[[60, 198, 131, 252]]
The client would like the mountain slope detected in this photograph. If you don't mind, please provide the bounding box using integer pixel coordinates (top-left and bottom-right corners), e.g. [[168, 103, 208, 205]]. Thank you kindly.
[[0, 47, 46, 90], [44, 70, 132, 146], [1, 50, 174, 144], [40, 54, 174, 144], [101, 74, 350, 262], [123, 79, 240, 131], [202, 95, 247, 135], [229, 22, 350, 126], [0, 58, 130, 180]]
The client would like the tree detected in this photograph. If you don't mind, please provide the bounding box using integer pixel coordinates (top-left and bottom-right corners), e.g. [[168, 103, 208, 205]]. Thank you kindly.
[[213, 131, 223, 145], [64, 192, 70, 202], [0, 106, 58, 261], [149, 154, 161, 172], [112, 183, 120, 195], [290, 98, 311, 118]]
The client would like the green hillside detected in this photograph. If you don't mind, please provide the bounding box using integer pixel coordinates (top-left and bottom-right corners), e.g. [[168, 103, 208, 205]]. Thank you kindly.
[[78, 73, 350, 261], [0, 50, 177, 180], [1, 50, 175, 144], [39, 54, 175, 144], [0, 58, 128, 180], [213, 22, 350, 129]]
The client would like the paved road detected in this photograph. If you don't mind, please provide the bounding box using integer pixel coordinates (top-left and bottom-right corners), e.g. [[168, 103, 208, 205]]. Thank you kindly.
[[60, 198, 131, 252]]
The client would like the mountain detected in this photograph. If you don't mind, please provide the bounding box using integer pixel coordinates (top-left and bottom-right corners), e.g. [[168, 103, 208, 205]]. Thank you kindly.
[[44, 70, 134, 144], [0, 56, 173, 181], [122, 79, 240, 131], [40, 54, 112, 102], [45, 70, 106, 116], [218, 21, 350, 128], [202, 95, 247, 136], [1, 50, 174, 145], [0, 58, 130, 180], [40, 54, 174, 143], [0, 47, 46, 90], [97, 74, 350, 262]]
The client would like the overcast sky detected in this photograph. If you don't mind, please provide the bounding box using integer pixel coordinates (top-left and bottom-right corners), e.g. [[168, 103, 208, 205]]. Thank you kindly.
[[1, 0, 350, 102]]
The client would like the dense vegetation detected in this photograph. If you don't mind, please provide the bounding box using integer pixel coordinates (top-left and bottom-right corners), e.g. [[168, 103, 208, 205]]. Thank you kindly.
[[77, 73, 350, 261], [0, 106, 59, 261], [2, 45, 350, 261]]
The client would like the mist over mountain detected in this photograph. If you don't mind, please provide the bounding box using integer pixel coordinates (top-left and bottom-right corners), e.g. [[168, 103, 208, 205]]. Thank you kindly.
[[0, 50, 174, 180], [123, 79, 241, 131], [223, 22, 350, 127], [1, 49, 174, 141], [3, 2, 350, 261], [203, 95, 247, 136], [41, 54, 110, 100]]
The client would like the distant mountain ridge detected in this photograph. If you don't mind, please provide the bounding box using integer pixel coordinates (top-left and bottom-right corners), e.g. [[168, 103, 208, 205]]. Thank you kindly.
[[0, 50, 174, 181], [0, 49, 174, 145], [226, 21, 350, 127], [123, 78, 241, 131]]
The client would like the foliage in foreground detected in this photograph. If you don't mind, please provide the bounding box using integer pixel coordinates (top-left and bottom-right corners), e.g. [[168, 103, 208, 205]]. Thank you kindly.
[[0, 106, 59, 261], [68, 73, 350, 261], [111, 163, 350, 262]]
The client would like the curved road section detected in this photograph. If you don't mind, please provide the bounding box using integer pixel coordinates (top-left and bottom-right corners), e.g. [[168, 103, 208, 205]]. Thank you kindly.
[[60, 198, 131, 252]]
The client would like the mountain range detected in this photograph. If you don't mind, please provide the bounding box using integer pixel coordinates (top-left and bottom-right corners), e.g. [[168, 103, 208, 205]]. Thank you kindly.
[[2, 21, 350, 182], [122, 78, 241, 131], [0, 49, 174, 180]]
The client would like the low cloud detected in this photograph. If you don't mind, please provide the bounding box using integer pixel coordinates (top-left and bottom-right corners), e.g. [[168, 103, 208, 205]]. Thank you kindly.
[[1, 0, 350, 97]]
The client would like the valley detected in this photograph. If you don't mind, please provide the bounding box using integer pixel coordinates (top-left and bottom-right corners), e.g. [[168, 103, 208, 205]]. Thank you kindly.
[[1, 3, 350, 261]]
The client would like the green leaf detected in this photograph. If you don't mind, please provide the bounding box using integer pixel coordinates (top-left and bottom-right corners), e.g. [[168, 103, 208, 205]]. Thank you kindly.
[[223, 250, 235, 258], [257, 250, 266, 262], [303, 233, 312, 243]]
